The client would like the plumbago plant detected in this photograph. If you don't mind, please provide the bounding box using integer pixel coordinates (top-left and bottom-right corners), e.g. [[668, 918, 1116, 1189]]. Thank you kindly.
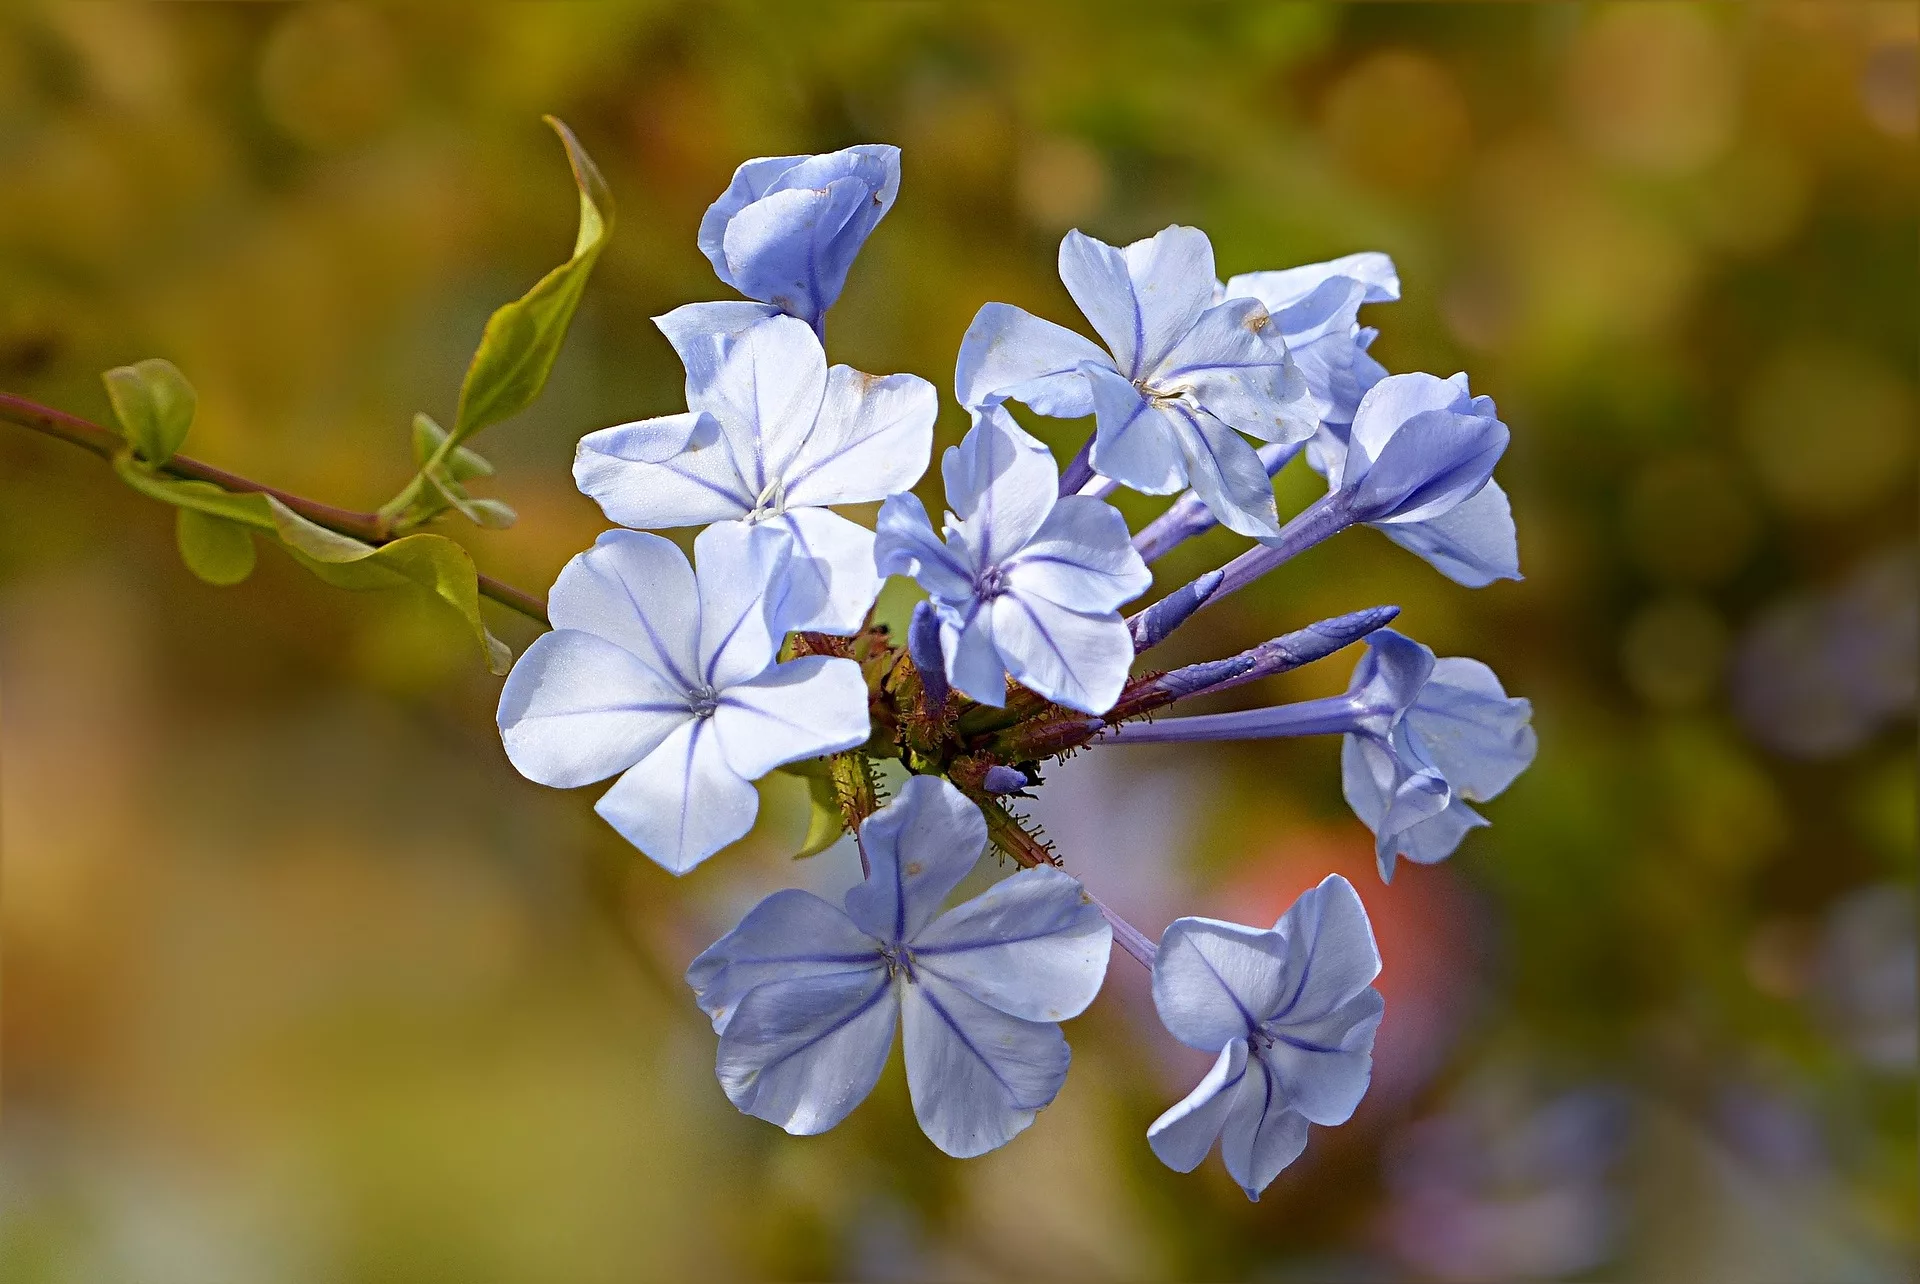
[[1, 125, 1538, 1199]]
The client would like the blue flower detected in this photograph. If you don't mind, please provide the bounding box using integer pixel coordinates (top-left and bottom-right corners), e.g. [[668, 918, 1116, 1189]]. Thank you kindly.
[[874, 405, 1152, 714], [1340, 630, 1537, 880], [1148, 875, 1384, 1200], [574, 314, 935, 634], [697, 145, 901, 332], [1328, 371, 1509, 528], [496, 523, 870, 874], [686, 775, 1112, 1157], [955, 226, 1319, 537]]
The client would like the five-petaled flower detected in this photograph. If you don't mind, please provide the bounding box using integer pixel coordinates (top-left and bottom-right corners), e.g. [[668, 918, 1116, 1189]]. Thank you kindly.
[[697, 145, 901, 333], [1339, 629, 1537, 881], [574, 314, 935, 634], [496, 523, 870, 874], [1148, 874, 1385, 1200], [956, 225, 1318, 537], [686, 775, 1113, 1157], [874, 405, 1152, 714]]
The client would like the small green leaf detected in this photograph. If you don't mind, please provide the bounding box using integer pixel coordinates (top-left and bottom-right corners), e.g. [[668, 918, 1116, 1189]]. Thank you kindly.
[[411, 412, 493, 480], [175, 503, 257, 585], [102, 358, 197, 464], [449, 116, 613, 447], [426, 468, 517, 529], [794, 768, 848, 859], [113, 454, 514, 673]]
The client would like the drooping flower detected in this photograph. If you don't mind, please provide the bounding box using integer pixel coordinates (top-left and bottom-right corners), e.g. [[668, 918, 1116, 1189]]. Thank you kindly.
[[1340, 630, 1536, 880], [955, 225, 1319, 537], [697, 145, 901, 332], [1148, 874, 1385, 1200], [686, 774, 1112, 1157], [496, 523, 870, 874], [874, 405, 1152, 714], [1328, 371, 1509, 528], [574, 314, 935, 633]]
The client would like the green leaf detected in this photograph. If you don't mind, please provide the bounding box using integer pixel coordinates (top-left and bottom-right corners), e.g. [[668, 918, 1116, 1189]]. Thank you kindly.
[[426, 467, 517, 529], [448, 116, 613, 447], [113, 454, 514, 673], [793, 767, 848, 859], [411, 412, 493, 480], [175, 502, 257, 585], [102, 358, 197, 464]]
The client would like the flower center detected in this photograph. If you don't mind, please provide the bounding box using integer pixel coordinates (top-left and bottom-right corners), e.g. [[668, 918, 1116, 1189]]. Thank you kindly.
[[878, 941, 917, 982], [746, 476, 787, 522], [686, 686, 722, 718], [973, 563, 1007, 601]]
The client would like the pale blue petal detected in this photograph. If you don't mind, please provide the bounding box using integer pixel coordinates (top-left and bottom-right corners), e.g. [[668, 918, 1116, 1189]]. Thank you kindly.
[[1348, 407, 1508, 526], [784, 365, 936, 508], [1405, 656, 1537, 801], [688, 315, 828, 495], [573, 411, 753, 529], [711, 654, 870, 781], [1147, 1040, 1249, 1173], [1083, 362, 1186, 495], [715, 968, 897, 1135], [1392, 796, 1489, 872], [911, 866, 1111, 1021], [693, 521, 793, 689], [1058, 229, 1149, 376], [901, 972, 1069, 1158], [1152, 917, 1291, 1051], [1376, 478, 1521, 587], [653, 301, 782, 394], [1219, 1060, 1310, 1200], [844, 775, 989, 944], [942, 603, 1008, 707], [1262, 987, 1383, 1126], [1166, 402, 1282, 538], [1340, 733, 1459, 882], [1340, 371, 1469, 486], [761, 508, 881, 636], [1268, 874, 1384, 1028], [497, 629, 693, 787], [685, 888, 882, 1033], [548, 530, 701, 690], [1002, 494, 1152, 613], [940, 405, 1057, 561], [1065, 226, 1216, 377], [698, 153, 810, 283], [990, 590, 1136, 715], [1344, 628, 1437, 730], [1151, 297, 1316, 445], [1222, 252, 1400, 313], [874, 493, 973, 601], [596, 718, 757, 874], [955, 302, 1109, 416], [720, 179, 874, 327]]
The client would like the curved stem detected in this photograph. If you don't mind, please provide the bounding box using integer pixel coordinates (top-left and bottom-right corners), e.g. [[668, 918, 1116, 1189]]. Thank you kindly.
[[0, 391, 549, 626]]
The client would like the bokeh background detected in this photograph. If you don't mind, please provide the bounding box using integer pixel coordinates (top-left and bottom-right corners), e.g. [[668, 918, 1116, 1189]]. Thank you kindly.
[[1, 4, 1914, 1281]]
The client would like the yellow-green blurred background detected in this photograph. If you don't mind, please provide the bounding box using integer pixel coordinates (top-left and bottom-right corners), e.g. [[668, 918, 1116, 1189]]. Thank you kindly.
[[2, 4, 1914, 1281]]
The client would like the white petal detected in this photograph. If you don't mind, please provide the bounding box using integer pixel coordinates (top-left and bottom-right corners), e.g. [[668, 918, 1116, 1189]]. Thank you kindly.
[[954, 302, 1108, 416], [1219, 1060, 1310, 1200], [843, 775, 988, 944], [548, 530, 701, 690], [783, 366, 936, 507], [760, 508, 882, 636], [989, 592, 1134, 716], [652, 301, 782, 394], [686, 888, 882, 1034], [902, 972, 1069, 1158], [595, 718, 757, 874], [693, 521, 793, 689], [1223, 251, 1400, 313], [715, 968, 897, 1135], [710, 654, 871, 781], [941, 405, 1058, 563], [1002, 494, 1152, 614], [1147, 1040, 1249, 1173], [690, 314, 828, 493], [1152, 917, 1289, 1051], [1083, 363, 1186, 495], [574, 411, 754, 529], [497, 630, 693, 787], [912, 866, 1111, 1022]]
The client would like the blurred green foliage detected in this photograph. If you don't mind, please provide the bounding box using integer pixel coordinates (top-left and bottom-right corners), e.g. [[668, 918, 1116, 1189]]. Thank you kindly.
[[0, 4, 1912, 1281]]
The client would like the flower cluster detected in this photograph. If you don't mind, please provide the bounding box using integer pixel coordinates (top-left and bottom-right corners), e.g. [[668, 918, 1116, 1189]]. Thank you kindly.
[[496, 145, 1538, 1196]]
